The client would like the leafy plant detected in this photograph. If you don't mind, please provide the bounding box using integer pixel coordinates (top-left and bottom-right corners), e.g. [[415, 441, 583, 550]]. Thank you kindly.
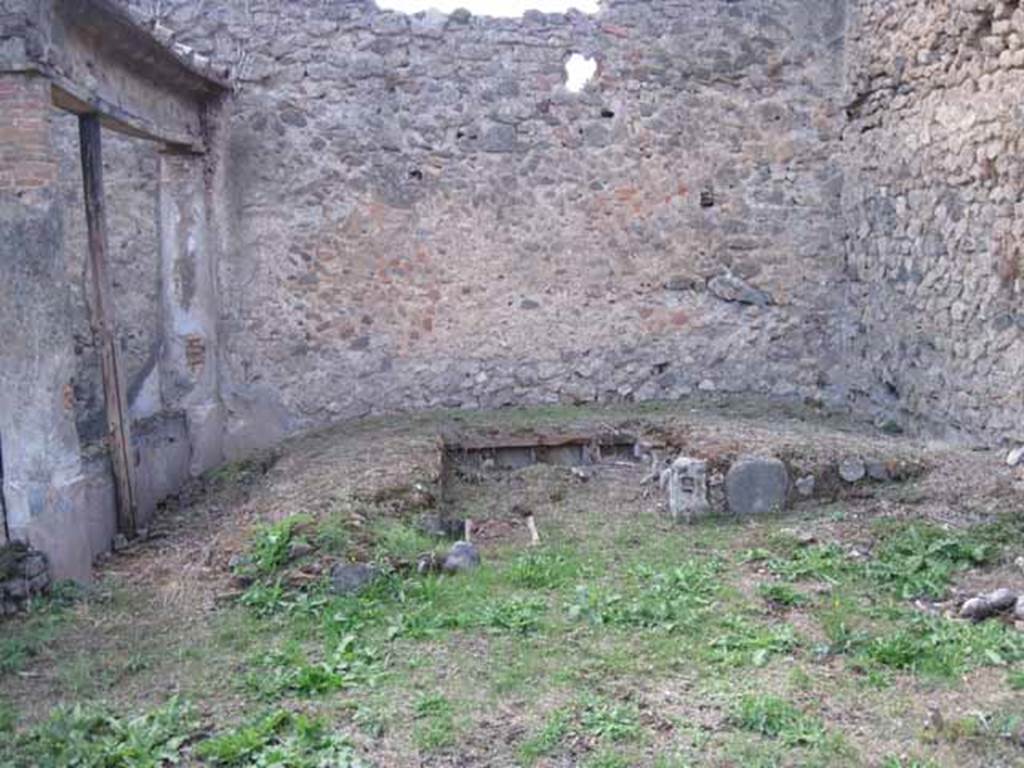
[[729, 694, 828, 748], [245, 635, 384, 700], [195, 709, 363, 767], [757, 582, 807, 608], [0, 698, 16, 734], [866, 522, 994, 599], [506, 549, 580, 589], [519, 708, 572, 764], [567, 561, 719, 632], [708, 617, 800, 667], [862, 612, 1024, 678], [371, 522, 435, 561], [579, 696, 642, 743], [767, 544, 849, 584], [481, 596, 548, 635], [249, 515, 313, 575], [4, 697, 195, 767], [413, 694, 457, 751]]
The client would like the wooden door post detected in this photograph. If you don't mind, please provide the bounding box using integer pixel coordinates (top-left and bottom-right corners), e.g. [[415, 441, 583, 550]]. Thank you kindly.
[[78, 113, 137, 537]]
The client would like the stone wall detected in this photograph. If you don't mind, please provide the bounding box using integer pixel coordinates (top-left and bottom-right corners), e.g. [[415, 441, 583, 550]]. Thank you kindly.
[[116, 0, 850, 454], [0, 543, 50, 616], [843, 0, 1024, 443]]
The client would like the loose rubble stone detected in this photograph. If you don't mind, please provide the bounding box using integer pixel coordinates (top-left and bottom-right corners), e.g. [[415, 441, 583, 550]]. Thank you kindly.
[[983, 588, 1018, 612], [0, 544, 51, 616], [725, 456, 790, 516], [838, 458, 866, 483], [660, 456, 711, 524], [288, 542, 315, 561], [708, 273, 773, 307], [329, 563, 379, 595], [418, 515, 466, 540], [442, 541, 481, 574], [795, 474, 816, 497], [959, 597, 995, 622], [1008, 446, 1024, 468], [865, 460, 891, 482], [1015, 598, 1024, 623]]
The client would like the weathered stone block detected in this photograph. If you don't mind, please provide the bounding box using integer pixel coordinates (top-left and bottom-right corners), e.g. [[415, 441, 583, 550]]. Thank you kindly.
[[660, 456, 711, 523], [725, 456, 790, 516]]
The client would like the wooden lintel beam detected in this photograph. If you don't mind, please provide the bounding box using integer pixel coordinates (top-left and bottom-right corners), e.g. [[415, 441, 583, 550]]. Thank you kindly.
[[78, 113, 138, 538]]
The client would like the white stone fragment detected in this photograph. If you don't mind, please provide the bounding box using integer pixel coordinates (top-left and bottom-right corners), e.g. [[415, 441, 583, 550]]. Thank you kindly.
[[660, 456, 711, 524]]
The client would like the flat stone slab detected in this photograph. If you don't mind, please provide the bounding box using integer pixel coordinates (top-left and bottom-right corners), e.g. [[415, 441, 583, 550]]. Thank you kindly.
[[725, 456, 790, 515]]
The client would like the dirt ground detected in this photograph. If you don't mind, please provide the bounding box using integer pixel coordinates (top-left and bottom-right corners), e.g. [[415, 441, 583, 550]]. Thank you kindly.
[[2, 399, 1023, 767]]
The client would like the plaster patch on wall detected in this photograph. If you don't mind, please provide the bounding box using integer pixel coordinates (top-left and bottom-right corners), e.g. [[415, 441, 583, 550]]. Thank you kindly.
[[564, 53, 596, 93]]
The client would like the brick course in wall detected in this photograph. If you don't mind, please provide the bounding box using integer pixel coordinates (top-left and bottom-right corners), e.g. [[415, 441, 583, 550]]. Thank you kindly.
[[0, 73, 58, 192]]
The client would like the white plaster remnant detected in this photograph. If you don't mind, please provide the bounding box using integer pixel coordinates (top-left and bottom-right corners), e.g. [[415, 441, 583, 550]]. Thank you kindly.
[[660, 456, 711, 524]]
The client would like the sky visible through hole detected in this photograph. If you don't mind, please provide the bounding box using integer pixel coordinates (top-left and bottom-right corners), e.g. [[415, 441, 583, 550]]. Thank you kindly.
[[375, 0, 600, 16]]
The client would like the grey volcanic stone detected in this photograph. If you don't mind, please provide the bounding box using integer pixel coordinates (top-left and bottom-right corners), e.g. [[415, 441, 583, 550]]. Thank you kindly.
[[959, 597, 994, 622], [983, 588, 1018, 612], [838, 458, 866, 483], [708, 273, 773, 307], [418, 515, 466, 540], [443, 541, 481, 574], [865, 460, 891, 481], [725, 456, 790, 516], [329, 563, 379, 595], [795, 474, 816, 498]]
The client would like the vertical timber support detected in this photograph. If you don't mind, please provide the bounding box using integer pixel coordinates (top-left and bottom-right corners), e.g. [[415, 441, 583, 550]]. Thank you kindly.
[[78, 113, 137, 538], [159, 149, 224, 476]]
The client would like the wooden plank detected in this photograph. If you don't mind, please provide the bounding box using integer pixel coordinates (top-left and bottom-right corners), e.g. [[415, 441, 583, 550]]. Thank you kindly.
[[78, 113, 137, 538]]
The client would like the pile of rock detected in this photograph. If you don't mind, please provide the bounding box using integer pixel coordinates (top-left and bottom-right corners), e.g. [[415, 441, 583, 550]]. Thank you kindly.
[[328, 540, 481, 597], [958, 588, 1024, 626], [0, 543, 51, 616], [660, 451, 921, 523]]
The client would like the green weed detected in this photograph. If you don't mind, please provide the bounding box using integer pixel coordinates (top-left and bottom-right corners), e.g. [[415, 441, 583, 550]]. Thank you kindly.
[[3, 697, 195, 767], [579, 696, 643, 743], [195, 709, 363, 767], [757, 582, 807, 607], [371, 521, 435, 561], [519, 708, 572, 764], [506, 548, 581, 589], [707, 617, 799, 668], [249, 515, 313, 575], [245, 635, 383, 700], [862, 612, 1024, 678], [413, 694, 457, 751], [767, 544, 849, 584], [567, 561, 719, 632], [729, 694, 828, 748], [866, 522, 994, 599]]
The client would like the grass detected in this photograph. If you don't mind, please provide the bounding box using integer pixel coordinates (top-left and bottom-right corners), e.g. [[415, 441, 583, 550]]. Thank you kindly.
[[3, 467, 1024, 767], [412, 694, 457, 751]]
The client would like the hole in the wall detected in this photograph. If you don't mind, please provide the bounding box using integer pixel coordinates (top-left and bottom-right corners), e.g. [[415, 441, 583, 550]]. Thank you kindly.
[[374, 0, 599, 16], [565, 53, 597, 93], [600, 108, 615, 118]]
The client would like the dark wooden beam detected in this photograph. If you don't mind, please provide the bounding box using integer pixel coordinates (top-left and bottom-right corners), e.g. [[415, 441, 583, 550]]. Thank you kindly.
[[78, 113, 137, 538]]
